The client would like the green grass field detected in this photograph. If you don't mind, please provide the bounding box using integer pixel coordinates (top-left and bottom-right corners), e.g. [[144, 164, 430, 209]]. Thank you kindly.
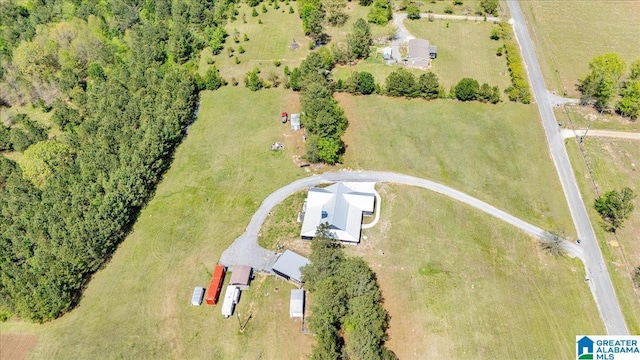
[[566, 138, 640, 333], [3, 87, 312, 358], [556, 106, 640, 132], [338, 93, 574, 233], [2, 85, 591, 358], [351, 184, 603, 358], [334, 19, 511, 90], [404, 19, 511, 89], [521, 1, 640, 97], [200, 3, 310, 82]]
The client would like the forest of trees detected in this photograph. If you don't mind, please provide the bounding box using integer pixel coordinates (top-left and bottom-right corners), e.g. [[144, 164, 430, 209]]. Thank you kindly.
[[0, 0, 236, 322]]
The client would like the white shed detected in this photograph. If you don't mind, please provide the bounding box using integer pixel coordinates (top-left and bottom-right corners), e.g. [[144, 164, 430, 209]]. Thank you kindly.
[[291, 113, 301, 131], [221, 285, 240, 318], [290, 289, 305, 318], [382, 47, 393, 60], [191, 287, 205, 306]]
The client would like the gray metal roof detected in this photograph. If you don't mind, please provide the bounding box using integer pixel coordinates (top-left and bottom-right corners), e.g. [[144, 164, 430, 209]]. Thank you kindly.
[[300, 183, 375, 242], [272, 250, 310, 283], [290, 289, 305, 317]]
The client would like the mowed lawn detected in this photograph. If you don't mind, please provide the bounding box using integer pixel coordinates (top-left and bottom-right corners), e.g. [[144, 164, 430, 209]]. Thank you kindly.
[[521, 1, 640, 96], [352, 184, 604, 359], [404, 19, 511, 89], [566, 138, 640, 333], [337, 93, 574, 233], [3, 87, 314, 359], [200, 3, 310, 81]]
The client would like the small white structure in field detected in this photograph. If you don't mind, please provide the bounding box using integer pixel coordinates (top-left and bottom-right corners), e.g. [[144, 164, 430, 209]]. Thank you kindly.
[[290, 289, 305, 318], [382, 47, 393, 60], [221, 285, 240, 318], [291, 113, 301, 131], [191, 287, 205, 306]]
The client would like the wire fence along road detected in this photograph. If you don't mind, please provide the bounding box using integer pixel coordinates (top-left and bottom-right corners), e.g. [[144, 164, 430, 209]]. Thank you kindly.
[[507, 0, 628, 335]]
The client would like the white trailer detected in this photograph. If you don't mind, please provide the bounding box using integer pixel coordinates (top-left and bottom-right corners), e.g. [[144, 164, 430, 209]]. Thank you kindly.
[[191, 287, 206, 306], [221, 285, 240, 318]]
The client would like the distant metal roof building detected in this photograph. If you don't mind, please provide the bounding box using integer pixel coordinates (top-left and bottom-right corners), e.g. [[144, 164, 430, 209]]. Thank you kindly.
[[291, 113, 301, 131], [290, 289, 305, 318], [230, 265, 252, 290], [272, 250, 310, 285], [407, 38, 432, 69], [300, 183, 375, 243]]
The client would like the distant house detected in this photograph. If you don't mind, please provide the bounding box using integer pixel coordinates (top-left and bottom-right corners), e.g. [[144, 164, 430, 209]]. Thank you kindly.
[[290, 289, 305, 318], [272, 250, 310, 285], [291, 113, 301, 131], [407, 39, 432, 69], [300, 182, 375, 244], [382, 47, 393, 60], [229, 265, 252, 290]]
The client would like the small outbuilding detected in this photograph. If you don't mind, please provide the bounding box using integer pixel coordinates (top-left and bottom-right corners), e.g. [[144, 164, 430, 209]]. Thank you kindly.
[[272, 250, 310, 286], [382, 47, 393, 60], [290, 289, 305, 318], [291, 113, 301, 131], [230, 265, 253, 290]]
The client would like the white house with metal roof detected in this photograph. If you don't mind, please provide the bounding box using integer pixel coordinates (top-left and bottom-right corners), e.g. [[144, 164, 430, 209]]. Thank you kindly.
[[300, 183, 375, 243]]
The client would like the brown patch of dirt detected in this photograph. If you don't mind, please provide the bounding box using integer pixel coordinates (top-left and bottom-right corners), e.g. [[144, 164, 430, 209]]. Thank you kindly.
[[0, 334, 38, 360]]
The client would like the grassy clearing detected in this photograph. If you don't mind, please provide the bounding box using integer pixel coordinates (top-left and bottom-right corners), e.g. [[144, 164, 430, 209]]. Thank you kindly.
[[404, 19, 511, 89], [521, 1, 640, 97], [258, 190, 307, 251], [565, 138, 640, 333], [3, 87, 312, 358], [556, 106, 640, 132], [350, 184, 603, 358], [200, 3, 310, 81], [337, 93, 574, 233]]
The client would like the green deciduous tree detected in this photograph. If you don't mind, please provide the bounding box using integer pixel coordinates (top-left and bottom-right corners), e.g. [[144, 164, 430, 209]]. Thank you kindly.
[[455, 78, 479, 101], [406, 4, 420, 20], [325, 0, 348, 26], [480, 0, 498, 15], [616, 80, 640, 120], [17, 140, 73, 189], [346, 71, 375, 95], [385, 68, 418, 98], [367, 0, 392, 25], [578, 53, 626, 111], [594, 187, 636, 232]]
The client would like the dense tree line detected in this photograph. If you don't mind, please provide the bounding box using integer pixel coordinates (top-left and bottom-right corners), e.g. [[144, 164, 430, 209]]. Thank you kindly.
[[579, 54, 640, 120], [301, 225, 396, 360], [0, 0, 232, 322], [288, 52, 348, 164], [491, 23, 531, 104]]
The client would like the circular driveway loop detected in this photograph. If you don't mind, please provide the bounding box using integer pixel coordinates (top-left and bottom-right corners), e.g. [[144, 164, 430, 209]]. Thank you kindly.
[[219, 170, 582, 272]]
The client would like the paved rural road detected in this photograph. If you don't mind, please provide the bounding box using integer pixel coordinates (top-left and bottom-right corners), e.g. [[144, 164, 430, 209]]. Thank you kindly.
[[220, 170, 582, 271], [507, 0, 628, 335], [561, 129, 640, 140]]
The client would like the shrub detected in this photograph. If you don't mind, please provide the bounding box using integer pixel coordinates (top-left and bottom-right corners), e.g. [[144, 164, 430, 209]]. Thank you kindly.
[[289, 5, 295, 13], [444, 5, 454, 14], [244, 68, 264, 91], [454, 78, 479, 101], [274, 59, 282, 67], [252, 7, 259, 16], [262, 4, 268, 12], [406, 4, 420, 20], [238, 46, 245, 54]]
